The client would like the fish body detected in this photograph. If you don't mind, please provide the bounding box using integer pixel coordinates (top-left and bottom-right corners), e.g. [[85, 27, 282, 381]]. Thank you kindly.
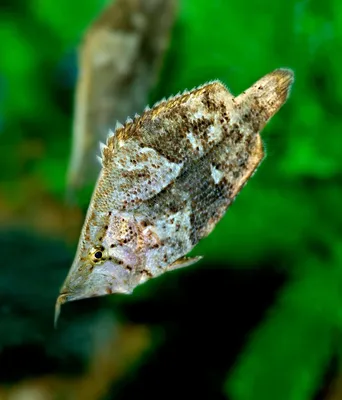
[[56, 69, 294, 324], [67, 0, 177, 191]]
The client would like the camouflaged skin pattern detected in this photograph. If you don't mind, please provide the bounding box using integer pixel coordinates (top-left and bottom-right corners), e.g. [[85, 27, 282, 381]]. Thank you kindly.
[[56, 69, 294, 324]]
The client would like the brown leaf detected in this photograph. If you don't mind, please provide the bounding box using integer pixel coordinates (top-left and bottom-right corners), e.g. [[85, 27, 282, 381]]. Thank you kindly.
[[0, 324, 150, 400]]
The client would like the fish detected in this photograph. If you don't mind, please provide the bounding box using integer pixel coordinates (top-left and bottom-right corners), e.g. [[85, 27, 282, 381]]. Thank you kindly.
[[67, 0, 178, 193], [55, 68, 294, 326]]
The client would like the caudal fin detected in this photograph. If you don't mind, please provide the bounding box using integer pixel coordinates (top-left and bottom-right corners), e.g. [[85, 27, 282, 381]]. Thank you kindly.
[[236, 68, 294, 130]]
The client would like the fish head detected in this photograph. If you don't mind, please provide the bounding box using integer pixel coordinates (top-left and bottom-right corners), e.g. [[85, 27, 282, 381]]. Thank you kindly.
[[55, 209, 142, 326]]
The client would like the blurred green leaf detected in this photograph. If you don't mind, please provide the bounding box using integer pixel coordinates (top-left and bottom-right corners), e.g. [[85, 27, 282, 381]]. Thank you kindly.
[[226, 263, 340, 400]]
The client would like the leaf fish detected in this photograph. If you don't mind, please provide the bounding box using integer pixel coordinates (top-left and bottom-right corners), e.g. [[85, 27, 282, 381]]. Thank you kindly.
[[67, 0, 177, 192], [56, 69, 294, 325]]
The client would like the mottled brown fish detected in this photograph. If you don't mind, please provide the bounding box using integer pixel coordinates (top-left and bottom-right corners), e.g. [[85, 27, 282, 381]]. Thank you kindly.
[[67, 0, 177, 192], [56, 69, 294, 325]]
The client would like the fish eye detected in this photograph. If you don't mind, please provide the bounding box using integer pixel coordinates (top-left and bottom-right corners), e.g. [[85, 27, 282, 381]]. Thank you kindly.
[[91, 247, 105, 263], [94, 251, 103, 259]]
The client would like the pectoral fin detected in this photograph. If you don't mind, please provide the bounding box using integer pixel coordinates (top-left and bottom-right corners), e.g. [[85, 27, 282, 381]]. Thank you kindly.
[[167, 256, 203, 271]]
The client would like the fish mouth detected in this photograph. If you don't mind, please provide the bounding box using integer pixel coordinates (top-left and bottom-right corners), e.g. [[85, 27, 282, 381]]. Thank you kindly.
[[54, 291, 86, 328], [54, 292, 71, 328]]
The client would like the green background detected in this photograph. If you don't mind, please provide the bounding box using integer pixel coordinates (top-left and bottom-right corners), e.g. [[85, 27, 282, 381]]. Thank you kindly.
[[1, 0, 341, 399]]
